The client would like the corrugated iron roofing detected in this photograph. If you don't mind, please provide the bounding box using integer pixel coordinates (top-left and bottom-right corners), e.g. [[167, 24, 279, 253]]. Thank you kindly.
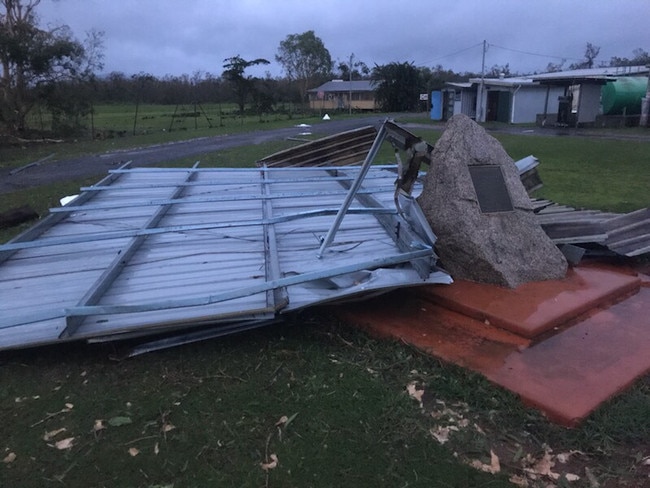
[[0, 162, 451, 352], [532, 199, 650, 256]]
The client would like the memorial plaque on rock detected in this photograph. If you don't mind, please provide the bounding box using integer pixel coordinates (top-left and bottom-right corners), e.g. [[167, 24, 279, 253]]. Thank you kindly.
[[417, 114, 567, 288], [468, 165, 513, 213]]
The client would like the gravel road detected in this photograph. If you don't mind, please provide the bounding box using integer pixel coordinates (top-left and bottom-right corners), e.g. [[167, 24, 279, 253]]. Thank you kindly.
[[0, 116, 392, 195], [4, 115, 647, 196]]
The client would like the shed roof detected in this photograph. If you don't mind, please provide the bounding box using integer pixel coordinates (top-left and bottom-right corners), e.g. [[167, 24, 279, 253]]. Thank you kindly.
[[309, 80, 377, 93], [532, 65, 649, 84], [452, 66, 650, 90], [0, 145, 451, 352], [468, 76, 536, 87]]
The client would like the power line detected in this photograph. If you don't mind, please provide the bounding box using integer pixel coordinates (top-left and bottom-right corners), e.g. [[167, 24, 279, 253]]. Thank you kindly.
[[420, 42, 484, 66], [488, 43, 582, 62]]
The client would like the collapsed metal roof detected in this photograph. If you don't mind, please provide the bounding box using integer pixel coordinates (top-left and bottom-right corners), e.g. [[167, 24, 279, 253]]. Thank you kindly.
[[1, 121, 647, 355], [260, 122, 649, 258], [0, 123, 452, 354]]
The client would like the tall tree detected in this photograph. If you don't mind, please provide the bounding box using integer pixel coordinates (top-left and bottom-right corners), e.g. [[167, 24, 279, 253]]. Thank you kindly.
[[570, 42, 601, 69], [275, 30, 332, 103], [0, 0, 101, 135], [372, 62, 423, 112], [487, 63, 513, 78], [545, 59, 566, 73], [222, 55, 269, 115], [335, 54, 370, 80], [609, 48, 650, 67], [43, 28, 105, 135]]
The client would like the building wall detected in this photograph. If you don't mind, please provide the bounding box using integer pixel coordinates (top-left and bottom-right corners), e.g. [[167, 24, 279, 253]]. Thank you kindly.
[[511, 86, 564, 123], [577, 84, 602, 124], [309, 92, 377, 111], [460, 90, 476, 118]]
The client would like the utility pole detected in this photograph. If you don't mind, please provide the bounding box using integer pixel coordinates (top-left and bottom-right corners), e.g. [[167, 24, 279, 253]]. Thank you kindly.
[[477, 40, 487, 123], [349, 53, 354, 115]]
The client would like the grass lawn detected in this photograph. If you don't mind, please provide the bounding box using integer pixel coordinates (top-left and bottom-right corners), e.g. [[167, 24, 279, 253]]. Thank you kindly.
[[1, 117, 649, 487]]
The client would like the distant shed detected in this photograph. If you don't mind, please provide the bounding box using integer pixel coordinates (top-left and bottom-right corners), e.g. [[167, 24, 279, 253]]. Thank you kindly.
[[308, 80, 378, 112], [532, 65, 649, 127]]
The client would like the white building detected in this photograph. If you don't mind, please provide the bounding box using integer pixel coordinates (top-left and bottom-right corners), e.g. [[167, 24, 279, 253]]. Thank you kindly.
[[437, 66, 649, 126]]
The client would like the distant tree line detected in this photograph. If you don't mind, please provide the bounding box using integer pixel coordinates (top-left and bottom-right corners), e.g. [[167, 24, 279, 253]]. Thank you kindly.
[[2, 0, 648, 139]]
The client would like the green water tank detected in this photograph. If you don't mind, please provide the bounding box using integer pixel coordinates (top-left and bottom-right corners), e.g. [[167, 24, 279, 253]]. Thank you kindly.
[[601, 76, 648, 115]]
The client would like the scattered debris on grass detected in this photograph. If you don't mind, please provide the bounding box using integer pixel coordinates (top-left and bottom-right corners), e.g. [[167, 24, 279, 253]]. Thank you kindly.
[[30, 403, 74, 428], [406, 381, 424, 408], [404, 379, 609, 485], [260, 453, 278, 471], [108, 416, 132, 427], [3, 452, 16, 464], [469, 449, 501, 474], [43, 427, 67, 441], [93, 419, 106, 433], [53, 437, 75, 450]]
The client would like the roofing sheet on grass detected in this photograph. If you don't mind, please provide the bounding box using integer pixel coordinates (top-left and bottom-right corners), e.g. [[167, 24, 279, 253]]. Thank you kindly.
[[0, 162, 451, 352]]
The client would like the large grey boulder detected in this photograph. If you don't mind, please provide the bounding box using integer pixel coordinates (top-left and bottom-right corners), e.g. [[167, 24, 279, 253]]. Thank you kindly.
[[417, 114, 567, 288]]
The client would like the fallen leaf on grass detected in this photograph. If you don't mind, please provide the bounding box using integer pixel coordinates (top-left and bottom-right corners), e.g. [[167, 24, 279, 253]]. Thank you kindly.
[[524, 451, 556, 478], [3, 452, 16, 464], [93, 420, 106, 432], [430, 426, 452, 444], [556, 450, 584, 464], [275, 412, 298, 428], [508, 474, 528, 488], [509, 474, 529, 487], [406, 382, 424, 407], [642, 456, 650, 466], [161, 422, 175, 433], [128, 447, 139, 457], [108, 416, 132, 427], [154, 442, 159, 455], [54, 437, 75, 450], [43, 428, 67, 441], [469, 450, 501, 474], [260, 453, 278, 471], [522, 450, 580, 482]]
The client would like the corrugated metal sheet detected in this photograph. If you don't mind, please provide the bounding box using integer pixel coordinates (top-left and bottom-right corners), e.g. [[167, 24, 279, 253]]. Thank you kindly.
[[603, 208, 650, 256], [259, 125, 377, 167], [0, 152, 451, 352], [533, 199, 650, 256]]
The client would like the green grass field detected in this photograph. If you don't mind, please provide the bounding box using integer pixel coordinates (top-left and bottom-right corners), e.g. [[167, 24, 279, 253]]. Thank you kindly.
[[24, 102, 304, 137], [1, 115, 649, 487]]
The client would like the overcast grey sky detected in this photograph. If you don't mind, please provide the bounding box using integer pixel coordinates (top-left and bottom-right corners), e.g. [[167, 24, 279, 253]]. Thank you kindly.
[[37, 0, 649, 79]]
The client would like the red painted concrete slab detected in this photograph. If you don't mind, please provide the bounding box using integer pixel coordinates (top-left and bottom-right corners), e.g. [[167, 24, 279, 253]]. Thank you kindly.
[[336, 292, 529, 373], [415, 267, 640, 339], [335, 264, 650, 426], [488, 287, 650, 426]]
